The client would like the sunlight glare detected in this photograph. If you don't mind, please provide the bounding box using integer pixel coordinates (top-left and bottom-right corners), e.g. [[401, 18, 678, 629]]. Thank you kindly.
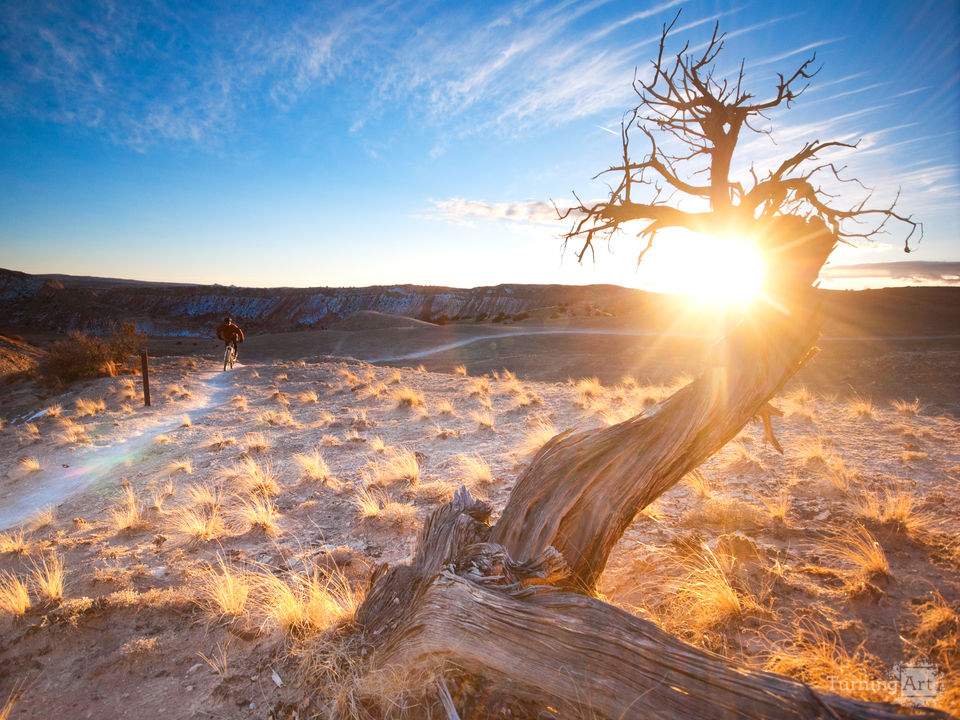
[[636, 233, 765, 305]]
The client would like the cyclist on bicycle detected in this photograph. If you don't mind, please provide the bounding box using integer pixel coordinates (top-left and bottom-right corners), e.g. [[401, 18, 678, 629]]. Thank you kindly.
[[216, 316, 245, 361]]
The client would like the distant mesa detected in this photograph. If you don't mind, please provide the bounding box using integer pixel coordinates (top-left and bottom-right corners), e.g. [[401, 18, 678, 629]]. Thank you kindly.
[[332, 311, 438, 331]]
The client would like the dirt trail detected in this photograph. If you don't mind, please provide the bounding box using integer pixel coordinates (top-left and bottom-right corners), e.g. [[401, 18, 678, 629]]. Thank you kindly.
[[0, 366, 237, 530]]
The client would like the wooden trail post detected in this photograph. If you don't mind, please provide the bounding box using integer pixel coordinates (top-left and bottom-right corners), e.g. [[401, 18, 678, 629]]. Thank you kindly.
[[140, 348, 151, 407]]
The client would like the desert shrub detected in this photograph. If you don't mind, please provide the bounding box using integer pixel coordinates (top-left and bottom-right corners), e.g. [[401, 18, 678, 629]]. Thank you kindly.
[[39, 323, 145, 385], [512, 312, 529, 321]]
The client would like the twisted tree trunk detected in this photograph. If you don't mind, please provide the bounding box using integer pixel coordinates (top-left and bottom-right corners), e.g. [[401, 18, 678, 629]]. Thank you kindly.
[[346, 220, 947, 719]]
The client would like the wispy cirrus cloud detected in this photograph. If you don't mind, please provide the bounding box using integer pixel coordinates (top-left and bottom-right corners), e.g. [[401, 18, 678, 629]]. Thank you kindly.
[[821, 261, 960, 288], [419, 197, 579, 228]]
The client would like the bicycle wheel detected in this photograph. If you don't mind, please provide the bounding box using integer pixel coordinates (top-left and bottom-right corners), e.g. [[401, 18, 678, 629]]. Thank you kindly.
[[223, 346, 233, 371]]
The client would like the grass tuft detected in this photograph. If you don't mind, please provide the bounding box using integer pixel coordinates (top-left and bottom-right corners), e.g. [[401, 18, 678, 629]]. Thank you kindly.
[[456, 454, 493, 488], [75, 397, 107, 417], [822, 524, 890, 581], [295, 448, 332, 483], [517, 419, 557, 457], [196, 555, 251, 619], [18, 457, 41, 473], [109, 485, 146, 531], [30, 553, 65, 602], [469, 410, 495, 430], [0, 572, 31, 616]]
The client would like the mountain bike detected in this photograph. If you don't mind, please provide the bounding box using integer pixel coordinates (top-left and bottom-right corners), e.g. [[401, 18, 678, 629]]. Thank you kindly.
[[223, 342, 237, 371]]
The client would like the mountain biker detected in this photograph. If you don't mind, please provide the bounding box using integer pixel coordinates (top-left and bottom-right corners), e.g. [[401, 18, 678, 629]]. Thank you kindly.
[[216, 317, 244, 361]]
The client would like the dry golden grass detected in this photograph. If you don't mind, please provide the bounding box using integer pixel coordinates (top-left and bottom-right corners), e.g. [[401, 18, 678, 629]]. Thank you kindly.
[[764, 621, 894, 702], [500, 369, 525, 396], [164, 459, 193, 476], [388, 369, 403, 384], [517, 419, 557, 457], [913, 591, 959, 672], [684, 469, 712, 499], [164, 384, 193, 400], [366, 448, 420, 485], [297, 389, 319, 404], [196, 555, 251, 619], [197, 642, 230, 679], [151, 480, 175, 512], [338, 369, 363, 389], [900, 450, 928, 463], [456, 454, 493, 487], [0, 572, 30, 616], [209, 432, 238, 452], [244, 432, 270, 453], [234, 495, 280, 534], [173, 503, 226, 542], [890, 397, 922, 416], [410, 479, 455, 504], [45, 403, 63, 418], [823, 456, 856, 495], [781, 386, 816, 419], [724, 440, 763, 471], [453, 365, 467, 376], [846, 395, 874, 420], [55, 423, 89, 445], [683, 496, 763, 532], [75, 397, 106, 417], [369, 436, 388, 454], [763, 491, 791, 525], [231, 394, 248, 410], [30, 553, 65, 602], [353, 486, 418, 524], [649, 547, 759, 642], [349, 408, 374, 430], [797, 434, 832, 466], [186, 483, 222, 508], [515, 391, 544, 408], [433, 424, 460, 440], [853, 484, 936, 534], [343, 429, 364, 443], [321, 434, 342, 447], [393, 386, 425, 409], [117, 378, 137, 399], [109, 486, 146, 531], [295, 448, 332, 483], [0, 530, 27, 555], [29, 506, 56, 531], [822, 524, 890, 581], [18, 457, 41, 473], [354, 485, 389, 518], [469, 409, 495, 430], [154, 434, 173, 445], [272, 390, 291, 406], [234, 458, 280, 497], [179, 414, 192, 428], [260, 409, 297, 426], [468, 377, 490, 397], [575, 376, 604, 399], [256, 562, 360, 634]]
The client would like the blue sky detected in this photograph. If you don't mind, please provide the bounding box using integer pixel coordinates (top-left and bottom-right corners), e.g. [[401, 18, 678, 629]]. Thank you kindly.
[[0, 0, 957, 291]]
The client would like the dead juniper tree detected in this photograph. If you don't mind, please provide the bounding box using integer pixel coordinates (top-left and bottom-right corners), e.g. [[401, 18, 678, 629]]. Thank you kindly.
[[316, 18, 937, 720]]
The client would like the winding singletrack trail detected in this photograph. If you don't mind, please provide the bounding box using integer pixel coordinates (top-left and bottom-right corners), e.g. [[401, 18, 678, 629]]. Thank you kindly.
[[0, 367, 237, 530]]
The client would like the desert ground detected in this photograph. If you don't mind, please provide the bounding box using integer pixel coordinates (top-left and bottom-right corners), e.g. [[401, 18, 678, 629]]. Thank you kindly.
[[1, 314, 958, 718]]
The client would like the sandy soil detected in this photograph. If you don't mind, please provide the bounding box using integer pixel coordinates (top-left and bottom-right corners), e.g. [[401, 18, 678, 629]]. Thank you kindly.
[[1, 330, 958, 717]]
